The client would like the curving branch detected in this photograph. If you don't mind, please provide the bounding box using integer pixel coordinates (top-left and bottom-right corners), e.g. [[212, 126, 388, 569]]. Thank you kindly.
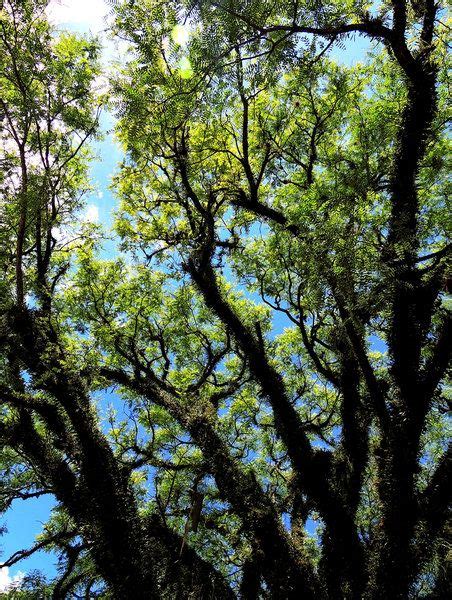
[[1, 530, 77, 569], [102, 365, 318, 597]]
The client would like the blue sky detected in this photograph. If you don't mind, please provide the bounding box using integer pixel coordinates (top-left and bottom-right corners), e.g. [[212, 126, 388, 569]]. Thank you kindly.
[[1, 0, 376, 590]]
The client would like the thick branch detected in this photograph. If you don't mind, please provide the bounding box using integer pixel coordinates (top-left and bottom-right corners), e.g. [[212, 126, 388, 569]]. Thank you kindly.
[[421, 314, 452, 405], [102, 366, 318, 597], [418, 443, 452, 535], [186, 258, 318, 479], [1, 530, 77, 569], [414, 443, 452, 571]]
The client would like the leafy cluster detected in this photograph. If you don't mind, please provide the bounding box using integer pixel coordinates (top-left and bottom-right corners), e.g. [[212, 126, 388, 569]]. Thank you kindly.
[[0, 1, 450, 598]]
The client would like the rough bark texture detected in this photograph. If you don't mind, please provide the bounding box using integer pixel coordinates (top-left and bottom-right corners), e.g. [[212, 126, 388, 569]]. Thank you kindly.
[[1, 1, 450, 598]]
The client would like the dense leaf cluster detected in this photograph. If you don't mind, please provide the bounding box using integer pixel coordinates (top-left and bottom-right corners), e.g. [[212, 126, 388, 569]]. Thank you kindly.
[[0, 0, 450, 598]]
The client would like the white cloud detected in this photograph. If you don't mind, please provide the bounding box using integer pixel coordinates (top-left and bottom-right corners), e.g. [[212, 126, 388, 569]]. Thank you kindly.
[[97, 191, 104, 199], [47, 0, 108, 30], [52, 205, 99, 244], [84, 204, 99, 223], [52, 225, 72, 246], [0, 567, 25, 592]]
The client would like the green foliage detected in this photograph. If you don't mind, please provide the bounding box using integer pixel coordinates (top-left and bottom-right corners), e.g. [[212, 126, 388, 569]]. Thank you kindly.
[[0, 0, 102, 311], [0, 0, 450, 598]]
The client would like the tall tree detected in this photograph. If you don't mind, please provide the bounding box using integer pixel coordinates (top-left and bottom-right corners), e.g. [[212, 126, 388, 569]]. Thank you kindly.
[[1, 0, 450, 598]]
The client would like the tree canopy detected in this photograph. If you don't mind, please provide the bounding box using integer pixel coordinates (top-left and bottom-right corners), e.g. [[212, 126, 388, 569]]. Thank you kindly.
[[0, 0, 450, 598]]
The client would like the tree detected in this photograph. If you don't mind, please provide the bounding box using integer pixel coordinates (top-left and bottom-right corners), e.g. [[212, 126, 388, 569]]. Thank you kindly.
[[0, 0, 450, 598]]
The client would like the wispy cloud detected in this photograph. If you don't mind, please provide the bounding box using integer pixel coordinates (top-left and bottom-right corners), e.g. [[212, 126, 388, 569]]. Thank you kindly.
[[0, 567, 25, 592], [84, 204, 100, 223], [47, 0, 108, 31]]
